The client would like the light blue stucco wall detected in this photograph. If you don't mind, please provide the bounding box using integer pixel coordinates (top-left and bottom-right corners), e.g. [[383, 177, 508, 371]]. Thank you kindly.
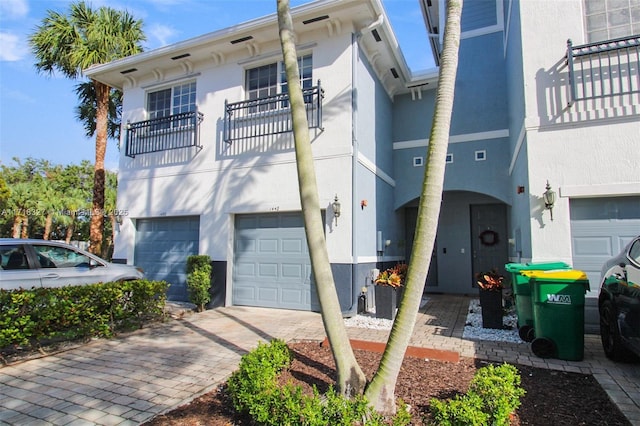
[[354, 43, 404, 260], [461, 0, 498, 31]]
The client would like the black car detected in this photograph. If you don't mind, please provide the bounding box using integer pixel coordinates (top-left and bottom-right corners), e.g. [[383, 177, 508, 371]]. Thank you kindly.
[[598, 235, 640, 361]]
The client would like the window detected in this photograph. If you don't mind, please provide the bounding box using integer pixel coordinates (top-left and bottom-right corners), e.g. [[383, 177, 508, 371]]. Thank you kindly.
[[245, 54, 313, 111], [413, 157, 424, 167], [475, 150, 486, 161], [584, 0, 640, 43], [446, 153, 453, 163], [1, 245, 28, 270], [147, 81, 196, 128], [33, 245, 94, 268]]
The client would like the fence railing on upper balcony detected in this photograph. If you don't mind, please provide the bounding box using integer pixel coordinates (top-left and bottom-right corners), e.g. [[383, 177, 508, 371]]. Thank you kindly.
[[223, 81, 324, 144], [566, 35, 640, 106], [125, 110, 204, 158]]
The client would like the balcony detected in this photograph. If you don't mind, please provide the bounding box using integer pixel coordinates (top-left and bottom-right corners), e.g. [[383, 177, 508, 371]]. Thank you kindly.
[[223, 81, 324, 144], [566, 35, 640, 107], [125, 110, 204, 158]]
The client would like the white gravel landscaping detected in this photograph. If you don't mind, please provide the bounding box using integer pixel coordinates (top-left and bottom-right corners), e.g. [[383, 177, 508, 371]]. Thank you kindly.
[[344, 297, 525, 344]]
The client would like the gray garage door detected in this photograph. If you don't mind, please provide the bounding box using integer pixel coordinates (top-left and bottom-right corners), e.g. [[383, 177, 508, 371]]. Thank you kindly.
[[233, 212, 317, 311], [135, 216, 200, 301], [570, 197, 640, 332], [570, 197, 640, 288]]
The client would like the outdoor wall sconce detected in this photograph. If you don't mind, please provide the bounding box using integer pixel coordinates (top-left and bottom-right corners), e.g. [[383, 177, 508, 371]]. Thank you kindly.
[[361, 199, 368, 209], [332, 195, 341, 226], [115, 213, 124, 225], [543, 180, 556, 221]]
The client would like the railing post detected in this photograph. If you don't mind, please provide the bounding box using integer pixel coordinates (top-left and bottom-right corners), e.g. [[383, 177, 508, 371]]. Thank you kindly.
[[125, 120, 134, 158], [566, 39, 576, 107]]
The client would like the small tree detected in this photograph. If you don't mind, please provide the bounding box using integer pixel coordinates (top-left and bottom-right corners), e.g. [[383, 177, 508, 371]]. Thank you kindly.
[[186, 255, 212, 312]]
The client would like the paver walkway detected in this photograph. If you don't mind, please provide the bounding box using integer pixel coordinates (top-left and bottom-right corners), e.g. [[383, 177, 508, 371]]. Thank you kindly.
[[1, 294, 638, 425]]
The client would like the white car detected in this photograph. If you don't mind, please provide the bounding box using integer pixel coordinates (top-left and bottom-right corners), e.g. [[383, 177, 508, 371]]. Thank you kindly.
[[0, 238, 144, 290]]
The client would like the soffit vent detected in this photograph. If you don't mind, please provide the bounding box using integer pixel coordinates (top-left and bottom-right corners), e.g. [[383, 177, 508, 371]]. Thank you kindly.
[[120, 68, 137, 74], [371, 29, 382, 42], [230, 35, 254, 44], [303, 15, 329, 25], [390, 68, 399, 79], [171, 53, 191, 60]]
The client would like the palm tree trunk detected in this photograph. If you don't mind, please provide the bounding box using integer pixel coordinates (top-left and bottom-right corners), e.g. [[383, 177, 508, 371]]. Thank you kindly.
[[277, 0, 366, 396], [12, 216, 23, 238], [89, 80, 109, 254], [43, 213, 53, 240], [365, 0, 463, 413], [20, 216, 29, 238]]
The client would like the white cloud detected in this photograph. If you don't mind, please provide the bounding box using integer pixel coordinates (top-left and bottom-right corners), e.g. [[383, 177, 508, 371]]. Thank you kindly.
[[0, 32, 28, 62], [147, 23, 178, 47], [0, 0, 28, 20]]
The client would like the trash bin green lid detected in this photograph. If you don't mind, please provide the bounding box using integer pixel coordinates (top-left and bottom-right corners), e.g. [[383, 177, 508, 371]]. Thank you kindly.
[[505, 262, 571, 272]]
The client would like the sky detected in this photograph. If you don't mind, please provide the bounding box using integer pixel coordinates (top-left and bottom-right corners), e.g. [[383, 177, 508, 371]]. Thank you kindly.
[[0, 0, 434, 171]]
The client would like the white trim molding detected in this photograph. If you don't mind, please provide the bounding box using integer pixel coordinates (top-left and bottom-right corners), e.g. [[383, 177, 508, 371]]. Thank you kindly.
[[560, 183, 640, 198], [393, 128, 509, 150], [358, 152, 396, 187]]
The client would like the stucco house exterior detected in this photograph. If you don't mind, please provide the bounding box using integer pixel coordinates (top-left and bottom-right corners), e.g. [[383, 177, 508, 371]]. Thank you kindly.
[[85, 0, 639, 326]]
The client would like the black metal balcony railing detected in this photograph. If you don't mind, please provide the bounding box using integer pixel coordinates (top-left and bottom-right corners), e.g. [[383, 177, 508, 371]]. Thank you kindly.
[[223, 81, 324, 144], [125, 110, 204, 158], [566, 35, 640, 106]]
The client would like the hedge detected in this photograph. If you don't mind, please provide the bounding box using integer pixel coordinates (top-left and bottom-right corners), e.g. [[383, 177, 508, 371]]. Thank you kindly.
[[0, 279, 169, 350]]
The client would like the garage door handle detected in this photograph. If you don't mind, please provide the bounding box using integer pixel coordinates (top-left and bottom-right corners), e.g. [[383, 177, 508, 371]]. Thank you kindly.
[[42, 273, 60, 279]]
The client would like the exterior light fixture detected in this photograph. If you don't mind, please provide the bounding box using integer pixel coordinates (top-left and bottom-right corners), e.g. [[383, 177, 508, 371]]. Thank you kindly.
[[332, 195, 341, 226], [543, 180, 556, 221], [115, 213, 124, 225]]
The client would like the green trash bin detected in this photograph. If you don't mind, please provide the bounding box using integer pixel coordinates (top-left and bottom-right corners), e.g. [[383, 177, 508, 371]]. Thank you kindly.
[[521, 270, 590, 361], [505, 262, 571, 342]]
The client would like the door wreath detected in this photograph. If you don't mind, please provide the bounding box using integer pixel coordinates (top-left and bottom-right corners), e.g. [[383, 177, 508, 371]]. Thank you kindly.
[[479, 229, 499, 246]]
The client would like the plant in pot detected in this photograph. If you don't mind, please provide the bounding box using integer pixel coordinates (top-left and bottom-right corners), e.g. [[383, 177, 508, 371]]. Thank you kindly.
[[374, 263, 407, 320], [476, 269, 505, 329]]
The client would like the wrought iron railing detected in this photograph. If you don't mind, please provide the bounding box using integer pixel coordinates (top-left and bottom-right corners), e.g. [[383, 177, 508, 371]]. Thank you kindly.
[[223, 81, 324, 144], [566, 35, 640, 106], [125, 110, 204, 158]]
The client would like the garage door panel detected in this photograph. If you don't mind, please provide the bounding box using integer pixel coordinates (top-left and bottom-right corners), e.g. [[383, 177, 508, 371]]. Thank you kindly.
[[282, 239, 304, 254], [259, 239, 278, 253], [135, 216, 199, 302], [257, 287, 278, 302], [258, 263, 279, 278], [282, 288, 303, 304], [282, 263, 303, 279], [233, 212, 315, 311], [572, 237, 614, 257], [571, 196, 640, 291]]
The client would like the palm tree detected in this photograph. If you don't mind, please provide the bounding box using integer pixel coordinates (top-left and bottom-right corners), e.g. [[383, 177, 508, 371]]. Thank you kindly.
[[277, 0, 366, 396], [29, 1, 144, 254], [364, 0, 464, 413]]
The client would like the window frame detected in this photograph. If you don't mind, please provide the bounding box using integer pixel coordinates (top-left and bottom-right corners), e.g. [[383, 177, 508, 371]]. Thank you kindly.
[[583, 0, 639, 43], [146, 80, 197, 130], [244, 53, 313, 111]]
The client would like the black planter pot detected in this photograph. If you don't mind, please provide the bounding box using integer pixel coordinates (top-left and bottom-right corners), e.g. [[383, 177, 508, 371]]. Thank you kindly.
[[479, 288, 503, 329], [375, 285, 397, 320]]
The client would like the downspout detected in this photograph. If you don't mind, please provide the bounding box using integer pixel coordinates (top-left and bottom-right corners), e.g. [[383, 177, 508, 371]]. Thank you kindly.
[[347, 31, 360, 316], [346, 17, 383, 315]]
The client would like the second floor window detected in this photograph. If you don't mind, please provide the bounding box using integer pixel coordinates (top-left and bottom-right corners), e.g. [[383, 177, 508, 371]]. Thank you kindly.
[[147, 81, 197, 129], [584, 0, 640, 43], [245, 54, 312, 112]]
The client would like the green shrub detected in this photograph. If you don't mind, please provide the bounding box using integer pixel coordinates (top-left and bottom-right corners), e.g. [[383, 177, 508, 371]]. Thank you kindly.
[[0, 279, 168, 350], [429, 363, 525, 426], [225, 339, 412, 426], [186, 255, 212, 311]]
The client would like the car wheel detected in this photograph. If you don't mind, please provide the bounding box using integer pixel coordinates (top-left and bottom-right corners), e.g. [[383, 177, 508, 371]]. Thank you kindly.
[[599, 300, 632, 361]]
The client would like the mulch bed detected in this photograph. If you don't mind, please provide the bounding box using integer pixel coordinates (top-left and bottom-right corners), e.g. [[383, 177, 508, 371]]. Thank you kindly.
[[145, 341, 631, 425]]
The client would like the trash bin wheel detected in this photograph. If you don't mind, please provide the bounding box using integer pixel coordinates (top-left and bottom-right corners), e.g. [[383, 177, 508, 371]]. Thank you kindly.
[[531, 337, 556, 358], [518, 325, 534, 342]]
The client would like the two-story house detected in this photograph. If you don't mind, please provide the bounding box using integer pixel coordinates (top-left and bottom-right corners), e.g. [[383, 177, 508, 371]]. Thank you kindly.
[[86, 0, 639, 327]]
